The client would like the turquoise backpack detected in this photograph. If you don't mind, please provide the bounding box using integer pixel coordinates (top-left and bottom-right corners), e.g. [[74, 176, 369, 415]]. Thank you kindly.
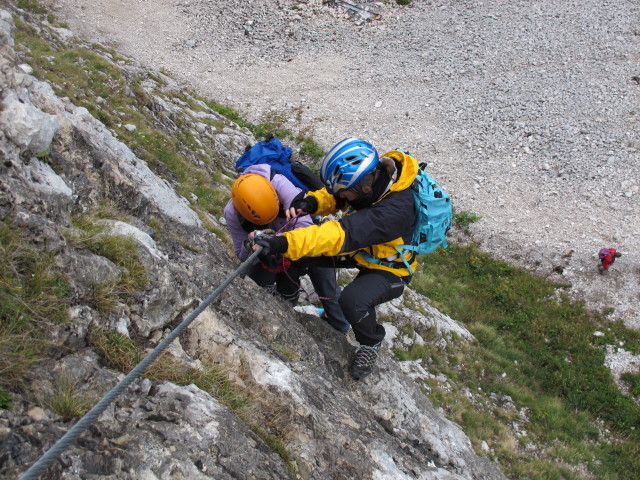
[[394, 158, 452, 274], [400, 161, 452, 253], [359, 154, 453, 275]]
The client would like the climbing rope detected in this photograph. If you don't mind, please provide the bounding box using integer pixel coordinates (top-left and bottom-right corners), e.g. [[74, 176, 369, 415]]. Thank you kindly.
[[17, 248, 262, 480]]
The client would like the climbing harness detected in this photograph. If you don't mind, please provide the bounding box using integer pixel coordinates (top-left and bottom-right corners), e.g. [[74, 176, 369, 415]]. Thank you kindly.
[[17, 248, 263, 480]]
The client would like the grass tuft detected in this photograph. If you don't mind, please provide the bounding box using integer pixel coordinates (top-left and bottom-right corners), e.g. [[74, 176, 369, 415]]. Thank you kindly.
[[89, 329, 141, 373], [1, 219, 69, 403], [145, 352, 294, 459], [43, 373, 95, 422], [454, 210, 481, 234], [0, 389, 12, 409], [0, 221, 69, 331], [295, 135, 325, 164], [17, 0, 48, 14], [67, 211, 148, 309]]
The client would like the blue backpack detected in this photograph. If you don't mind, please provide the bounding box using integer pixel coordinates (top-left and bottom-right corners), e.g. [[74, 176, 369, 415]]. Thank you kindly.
[[235, 136, 324, 192]]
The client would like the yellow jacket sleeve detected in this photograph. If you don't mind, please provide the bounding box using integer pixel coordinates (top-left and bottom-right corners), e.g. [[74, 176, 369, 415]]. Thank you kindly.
[[307, 188, 341, 216], [281, 220, 346, 261]]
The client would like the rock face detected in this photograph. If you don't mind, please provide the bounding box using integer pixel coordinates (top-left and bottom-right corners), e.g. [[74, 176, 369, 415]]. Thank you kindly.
[[0, 7, 505, 480]]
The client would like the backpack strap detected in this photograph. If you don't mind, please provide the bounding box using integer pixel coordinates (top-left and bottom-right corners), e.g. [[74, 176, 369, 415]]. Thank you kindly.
[[357, 248, 416, 275]]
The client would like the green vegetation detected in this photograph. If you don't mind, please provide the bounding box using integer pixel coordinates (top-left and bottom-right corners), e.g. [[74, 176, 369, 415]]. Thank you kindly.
[[337, 270, 356, 287], [14, 18, 232, 230], [405, 243, 640, 479], [296, 134, 326, 164], [621, 371, 640, 396], [67, 209, 148, 310], [145, 353, 252, 412], [251, 425, 292, 464], [0, 219, 69, 405], [42, 373, 95, 421], [272, 344, 300, 362], [0, 389, 12, 409], [89, 329, 142, 373], [156, 354, 295, 468], [454, 209, 481, 234], [17, 0, 47, 14], [200, 96, 325, 164], [201, 98, 258, 132]]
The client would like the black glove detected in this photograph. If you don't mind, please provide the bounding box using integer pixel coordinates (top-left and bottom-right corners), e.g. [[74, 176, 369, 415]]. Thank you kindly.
[[290, 192, 318, 216], [254, 233, 288, 257], [332, 194, 346, 210], [244, 228, 274, 253]]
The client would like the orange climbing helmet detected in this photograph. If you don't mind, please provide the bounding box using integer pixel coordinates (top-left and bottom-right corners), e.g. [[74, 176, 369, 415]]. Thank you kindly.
[[231, 173, 280, 225]]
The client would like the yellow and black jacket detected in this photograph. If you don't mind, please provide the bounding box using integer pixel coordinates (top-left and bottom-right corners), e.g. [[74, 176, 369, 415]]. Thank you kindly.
[[281, 150, 418, 277]]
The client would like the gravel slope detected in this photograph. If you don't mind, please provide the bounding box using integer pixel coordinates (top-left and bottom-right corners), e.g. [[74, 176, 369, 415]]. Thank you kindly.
[[49, 0, 639, 329]]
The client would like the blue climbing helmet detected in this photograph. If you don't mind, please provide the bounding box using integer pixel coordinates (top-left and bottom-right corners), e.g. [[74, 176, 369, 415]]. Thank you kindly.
[[320, 138, 379, 194]]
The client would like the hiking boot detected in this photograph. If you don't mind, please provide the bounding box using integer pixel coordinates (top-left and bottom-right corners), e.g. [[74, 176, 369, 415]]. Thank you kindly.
[[598, 265, 606, 275], [349, 342, 381, 380]]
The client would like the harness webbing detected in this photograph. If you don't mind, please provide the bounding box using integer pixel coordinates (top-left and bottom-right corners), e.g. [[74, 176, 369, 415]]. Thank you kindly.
[[17, 248, 262, 480]]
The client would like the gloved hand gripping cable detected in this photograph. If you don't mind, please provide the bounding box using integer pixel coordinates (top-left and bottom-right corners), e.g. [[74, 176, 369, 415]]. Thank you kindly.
[[253, 230, 288, 256]]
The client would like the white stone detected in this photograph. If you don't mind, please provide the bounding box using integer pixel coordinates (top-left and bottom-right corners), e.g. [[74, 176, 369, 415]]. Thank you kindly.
[[0, 92, 60, 154]]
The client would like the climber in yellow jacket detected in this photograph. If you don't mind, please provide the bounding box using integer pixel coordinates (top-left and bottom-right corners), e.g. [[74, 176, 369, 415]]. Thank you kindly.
[[251, 138, 418, 380]]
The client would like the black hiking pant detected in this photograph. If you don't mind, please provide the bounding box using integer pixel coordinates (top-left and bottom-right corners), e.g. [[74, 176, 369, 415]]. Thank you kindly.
[[339, 269, 408, 346], [247, 260, 301, 304], [306, 266, 350, 334]]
